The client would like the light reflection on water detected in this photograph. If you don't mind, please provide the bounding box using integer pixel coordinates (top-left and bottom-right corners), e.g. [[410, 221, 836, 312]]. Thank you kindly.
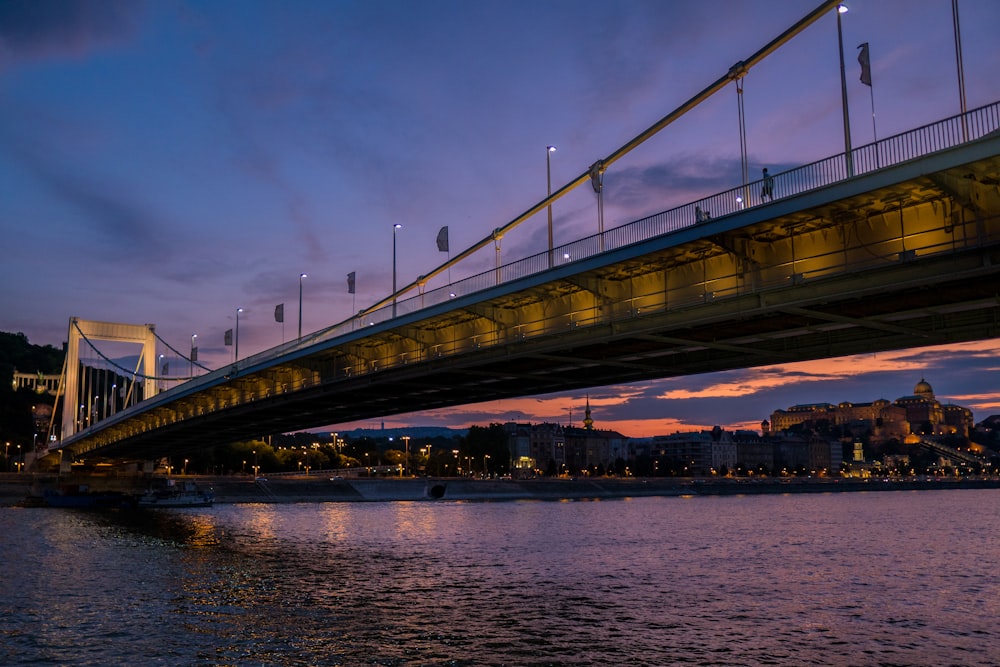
[[1, 490, 999, 666]]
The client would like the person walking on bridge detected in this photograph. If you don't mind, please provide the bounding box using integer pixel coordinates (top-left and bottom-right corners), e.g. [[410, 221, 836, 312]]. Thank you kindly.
[[761, 167, 774, 202]]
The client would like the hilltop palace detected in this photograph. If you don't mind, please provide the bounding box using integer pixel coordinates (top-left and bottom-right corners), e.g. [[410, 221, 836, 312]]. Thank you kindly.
[[766, 378, 974, 443]]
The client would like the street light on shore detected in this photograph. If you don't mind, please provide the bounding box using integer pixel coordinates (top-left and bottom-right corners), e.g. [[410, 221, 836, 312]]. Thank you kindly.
[[401, 435, 411, 476], [298, 273, 307, 339]]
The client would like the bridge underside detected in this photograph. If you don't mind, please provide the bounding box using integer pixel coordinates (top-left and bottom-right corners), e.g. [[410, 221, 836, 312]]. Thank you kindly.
[[64, 139, 1000, 461]]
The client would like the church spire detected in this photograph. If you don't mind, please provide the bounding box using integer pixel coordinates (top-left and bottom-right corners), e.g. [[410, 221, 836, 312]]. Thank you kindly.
[[583, 394, 594, 430]]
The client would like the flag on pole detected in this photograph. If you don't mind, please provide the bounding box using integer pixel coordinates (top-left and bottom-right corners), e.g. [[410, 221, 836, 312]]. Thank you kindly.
[[224, 329, 233, 346], [436, 226, 449, 252], [857, 42, 872, 86], [191, 347, 198, 362], [347, 271, 356, 294], [274, 303, 284, 323]]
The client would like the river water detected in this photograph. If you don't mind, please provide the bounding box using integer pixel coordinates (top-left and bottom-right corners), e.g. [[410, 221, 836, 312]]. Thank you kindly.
[[1, 489, 998, 666]]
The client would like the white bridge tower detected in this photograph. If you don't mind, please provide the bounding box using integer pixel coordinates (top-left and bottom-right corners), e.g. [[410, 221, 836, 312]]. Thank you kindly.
[[61, 317, 158, 440]]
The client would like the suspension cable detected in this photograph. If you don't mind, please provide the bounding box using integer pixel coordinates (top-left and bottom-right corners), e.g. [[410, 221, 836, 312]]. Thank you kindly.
[[72, 320, 197, 382]]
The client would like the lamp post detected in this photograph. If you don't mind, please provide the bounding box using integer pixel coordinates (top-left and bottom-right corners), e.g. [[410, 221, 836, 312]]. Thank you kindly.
[[235, 307, 244, 360], [17, 444, 22, 473], [392, 224, 402, 317], [401, 435, 411, 476], [836, 4, 853, 177], [452, 449, 460, 476], [190, 333, 197, 377], [158, 354, 164, 393], [483, 454, 491, 479], [183, 458, 189, 475], [546, 145, 556, 267], [298, 273, 307, 338]]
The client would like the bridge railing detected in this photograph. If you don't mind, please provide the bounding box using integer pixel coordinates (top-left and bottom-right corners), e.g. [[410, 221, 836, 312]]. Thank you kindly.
[[344, 100, 1000, 333]]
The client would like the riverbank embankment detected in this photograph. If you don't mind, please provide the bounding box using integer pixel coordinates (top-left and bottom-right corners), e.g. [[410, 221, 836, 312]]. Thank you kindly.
[[3, 473, 1000, 507]]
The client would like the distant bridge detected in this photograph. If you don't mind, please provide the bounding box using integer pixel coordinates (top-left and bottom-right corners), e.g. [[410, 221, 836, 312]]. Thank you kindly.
[[49, 99, 1000, 464]]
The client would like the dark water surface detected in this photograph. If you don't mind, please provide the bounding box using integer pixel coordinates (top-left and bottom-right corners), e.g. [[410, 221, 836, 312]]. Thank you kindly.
[[1, 489, 998, 666]]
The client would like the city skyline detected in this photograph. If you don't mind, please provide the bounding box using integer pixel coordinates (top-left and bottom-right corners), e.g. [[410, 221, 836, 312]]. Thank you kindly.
[[2, 0, 999, 437]]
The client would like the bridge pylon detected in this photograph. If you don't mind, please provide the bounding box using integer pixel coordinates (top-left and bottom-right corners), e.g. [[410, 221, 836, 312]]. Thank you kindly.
[[61, 317, 158, 440]]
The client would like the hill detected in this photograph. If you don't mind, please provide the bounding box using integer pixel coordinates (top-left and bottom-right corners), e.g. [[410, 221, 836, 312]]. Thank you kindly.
[[0, 331, 63, 451], [0, 331, 63, 381]]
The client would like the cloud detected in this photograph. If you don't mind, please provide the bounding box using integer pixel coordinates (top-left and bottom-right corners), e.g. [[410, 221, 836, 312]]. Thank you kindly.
[[0, 0, 143, 66], [604, 154, 800, 220], [14, 157, 162, 261]]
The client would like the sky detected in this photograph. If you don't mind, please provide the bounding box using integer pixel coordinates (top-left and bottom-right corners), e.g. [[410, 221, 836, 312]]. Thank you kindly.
[[1, 0, 999, 439]]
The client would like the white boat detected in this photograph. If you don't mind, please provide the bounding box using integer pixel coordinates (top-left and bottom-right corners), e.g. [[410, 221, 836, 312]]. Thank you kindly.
[[138, 479, 214, 508]]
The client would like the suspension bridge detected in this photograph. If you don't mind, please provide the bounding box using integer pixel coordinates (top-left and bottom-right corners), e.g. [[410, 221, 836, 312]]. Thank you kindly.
[[27, 1, 1000, 469]]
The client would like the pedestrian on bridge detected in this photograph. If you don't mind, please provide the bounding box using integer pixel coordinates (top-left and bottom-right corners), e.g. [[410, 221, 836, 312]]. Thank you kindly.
[[761, 167, 774, 202]]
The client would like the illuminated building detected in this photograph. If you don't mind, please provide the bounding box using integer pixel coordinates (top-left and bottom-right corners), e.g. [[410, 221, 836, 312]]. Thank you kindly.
[[11, 370, 61, 396], [769, 379, 972, 442]]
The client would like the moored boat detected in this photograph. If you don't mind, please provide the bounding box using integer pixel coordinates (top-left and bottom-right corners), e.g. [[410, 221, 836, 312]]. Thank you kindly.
[[137, 479, 214, 508]]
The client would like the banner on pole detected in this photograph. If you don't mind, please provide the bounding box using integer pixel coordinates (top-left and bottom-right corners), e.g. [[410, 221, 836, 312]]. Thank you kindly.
[[857, 42, 872, 86]]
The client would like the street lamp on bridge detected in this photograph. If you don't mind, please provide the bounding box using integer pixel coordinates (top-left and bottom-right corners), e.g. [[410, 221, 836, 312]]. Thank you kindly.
[[235, 307, 244, 360], [190, 333, 197, 377], [836, 3, 853, 177], [298, 273, 307, 339], [546, 145, 556, 267], [392, 224, 402, 318]]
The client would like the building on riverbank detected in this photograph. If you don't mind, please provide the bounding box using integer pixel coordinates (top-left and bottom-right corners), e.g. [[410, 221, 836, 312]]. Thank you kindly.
[[504, 399, 627, 475], [769, 378, 974, 443]]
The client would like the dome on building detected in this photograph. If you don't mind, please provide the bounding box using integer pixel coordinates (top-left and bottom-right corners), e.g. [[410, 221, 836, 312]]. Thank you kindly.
[[913, 378, 934, 399]]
